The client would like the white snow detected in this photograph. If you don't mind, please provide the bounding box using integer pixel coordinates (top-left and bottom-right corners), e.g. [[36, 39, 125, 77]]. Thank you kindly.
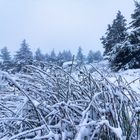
[[0, 61, 140, 139]]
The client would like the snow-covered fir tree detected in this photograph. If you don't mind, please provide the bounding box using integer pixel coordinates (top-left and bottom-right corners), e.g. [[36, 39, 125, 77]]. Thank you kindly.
[[66, 50, 72, 61], [50, 49, 56, 62], [87, 50, 95, 63], [0, 47, 11, 62], [0, 47, 12, 71], [130, 1, 140, 29], [110, 2, 140, 71], [76, 46, 85, 65], [87, 50, 103, 64], [44, 53, 49, 62], [125, 1, 140, 69], [101, 11, 127, 59], [93, 51, 103, 62], [57, 51, 64, 66], [34, 48, 45, 62], [56, 50, 73, 66], [14, 40, 33, 71], [62, 50, 72, 62], [129, 1, 140, 45]]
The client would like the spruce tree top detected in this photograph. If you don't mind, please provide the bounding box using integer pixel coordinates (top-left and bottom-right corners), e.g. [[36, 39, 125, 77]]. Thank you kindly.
[[76, 47, 84, 64], [0, 47, 11, 62], [34, 48, 44, 61], [129, 1, 140, 44], [131, 1, 140, 29], [101, 11, 127, 57], [14, 39, 33, 64]]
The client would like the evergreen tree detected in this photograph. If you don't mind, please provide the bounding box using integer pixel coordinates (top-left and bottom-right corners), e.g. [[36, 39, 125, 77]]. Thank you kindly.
[[93, 51, 103, 61], [87, 50, 94, 63], [0, 47, 12, 71], [62, 50, 72, 62], [50, 49, 56, 62], [87, 50, 103, 64], [129, 1, 140, 45], [44, 53, 49, 62], [76, 47, 84, 65], [66, 50, 72, 61], [61, 50, 66, 61], [130, 1, 140, 29], [125, 1, 140, 69], [34, 48, 45, 61], [0, 47, 11, 62], [110, 2, 140, 71], [57, 51, 63, 60], [109, 42, 133, 71], [14, 40, 33, 71], [57, 51, 64, 66], [57, 50, 73, 66], [101, 11, 127, 58]]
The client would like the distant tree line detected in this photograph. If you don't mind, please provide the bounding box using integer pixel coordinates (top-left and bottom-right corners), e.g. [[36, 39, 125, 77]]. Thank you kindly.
[[0, 40, 102, 72], [101, 1, 140, 71]]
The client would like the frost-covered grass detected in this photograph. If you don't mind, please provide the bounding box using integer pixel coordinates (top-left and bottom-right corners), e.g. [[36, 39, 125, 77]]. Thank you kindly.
[[0, 62, 140, 140]]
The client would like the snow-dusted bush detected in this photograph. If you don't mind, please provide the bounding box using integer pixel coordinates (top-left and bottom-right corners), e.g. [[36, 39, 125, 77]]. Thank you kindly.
[[0, 64, 139, 140]]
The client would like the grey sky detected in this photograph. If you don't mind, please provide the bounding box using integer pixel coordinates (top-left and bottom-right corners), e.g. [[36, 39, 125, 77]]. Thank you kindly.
[[0, 0, 135, 55]]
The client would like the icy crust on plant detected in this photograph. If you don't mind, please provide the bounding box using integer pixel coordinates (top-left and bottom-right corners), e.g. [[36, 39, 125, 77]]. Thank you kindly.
[[0, 63, 140, 140]]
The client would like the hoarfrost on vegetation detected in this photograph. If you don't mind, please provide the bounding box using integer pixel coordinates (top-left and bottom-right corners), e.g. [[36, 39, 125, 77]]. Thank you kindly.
[[0, 62, 140, 139]]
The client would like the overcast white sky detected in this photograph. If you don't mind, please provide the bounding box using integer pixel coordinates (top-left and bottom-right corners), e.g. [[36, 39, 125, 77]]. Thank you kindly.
[[0, 0, 135, 55]]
